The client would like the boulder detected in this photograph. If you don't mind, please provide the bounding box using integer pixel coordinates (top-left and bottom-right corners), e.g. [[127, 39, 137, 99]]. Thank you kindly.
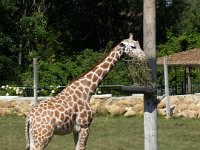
[[124, 107, 137, 117], [106, 104, 126, 116]]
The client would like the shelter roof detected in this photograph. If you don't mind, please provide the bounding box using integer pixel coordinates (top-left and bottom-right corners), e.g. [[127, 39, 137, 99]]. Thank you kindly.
[[157, 48, 200, 66]]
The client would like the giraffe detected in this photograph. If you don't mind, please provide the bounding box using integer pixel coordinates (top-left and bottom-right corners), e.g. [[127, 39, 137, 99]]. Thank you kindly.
[[25, 33, 145, 150]]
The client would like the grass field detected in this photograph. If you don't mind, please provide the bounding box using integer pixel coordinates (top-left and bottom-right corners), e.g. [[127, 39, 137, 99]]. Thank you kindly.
[[0, 115, 200, 150]]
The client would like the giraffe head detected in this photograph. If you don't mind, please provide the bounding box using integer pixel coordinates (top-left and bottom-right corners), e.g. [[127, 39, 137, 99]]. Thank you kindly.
[[119, 33, 145, 59]]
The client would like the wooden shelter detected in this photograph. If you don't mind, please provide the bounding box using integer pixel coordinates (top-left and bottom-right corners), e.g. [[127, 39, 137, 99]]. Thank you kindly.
[[157, 48, 200, 94]]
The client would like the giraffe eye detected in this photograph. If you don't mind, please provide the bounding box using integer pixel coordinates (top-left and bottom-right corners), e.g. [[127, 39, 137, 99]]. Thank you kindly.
[[119, 42, 125, 48], [131, 46, 136, 49]]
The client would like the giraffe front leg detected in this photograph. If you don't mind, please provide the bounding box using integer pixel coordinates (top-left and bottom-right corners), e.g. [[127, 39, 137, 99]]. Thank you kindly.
[[74, 127, 90, 150]]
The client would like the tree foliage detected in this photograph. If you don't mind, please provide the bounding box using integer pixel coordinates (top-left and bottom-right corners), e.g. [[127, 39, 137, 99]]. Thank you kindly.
[[1, 0, 200, 91]]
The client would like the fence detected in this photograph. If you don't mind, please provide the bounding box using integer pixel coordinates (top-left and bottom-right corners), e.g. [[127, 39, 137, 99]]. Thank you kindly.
[[0, 85, 129, 97], [157, 84, 200, 95], [1, 84, 199, 97]]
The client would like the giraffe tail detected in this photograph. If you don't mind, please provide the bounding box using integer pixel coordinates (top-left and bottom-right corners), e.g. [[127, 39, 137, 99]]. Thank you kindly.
[[25, 115, 30, 150]]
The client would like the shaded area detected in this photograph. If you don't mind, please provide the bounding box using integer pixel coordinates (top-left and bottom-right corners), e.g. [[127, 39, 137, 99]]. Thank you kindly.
[[157, 49, 200, 94]]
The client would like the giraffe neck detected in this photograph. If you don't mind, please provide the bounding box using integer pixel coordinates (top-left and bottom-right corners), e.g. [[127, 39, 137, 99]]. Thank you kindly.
[[59, 46, 123, 102]]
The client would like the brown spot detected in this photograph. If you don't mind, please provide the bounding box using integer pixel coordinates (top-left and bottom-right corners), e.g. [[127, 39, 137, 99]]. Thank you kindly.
[[92, 66, 98, 72], [60, 113, 65, 120], [83, 93, 87, 100], [86, 73, 92, 79], [115, 53, 120, 59], [72, 94, 78, 101], [33, 129, 38, 135], [78, 86, 83, 91], [42, 118, 46, 123], [85, 80, 91, 87], [64, 116, 70, 122], [76, 90, 82, 98], [48, 102, 54, 106], [48, 105, 54, 110], [80, 112, 86, 118], [92, 74, 99, 83], [88, 111, 92, 119], [51, 118, 56, 124], [43, 106, 47, 110], [65, 93, 69, 97], [80, 111, 87, 118], [107, 57, 112, 62], [69, 89, 74, 94], [85, 103, 90, 110], [82, 119, 87, 125], [59, 106, 65, 112], [55, 104, 61, 108], [85, 88, 89, 93], [68, 108, 73, 114], [68, 101, 73, 107], [42, 129, 47, 134], [50, 99, 56, 103], [111, 52, 115, 57], [36, 117, 41, 122], [46, 116, 50, 122], [71, 85, 76, 89], [47, 110, 53, 117], [57, 99, 62, 104], [91, 84, 97, 91], [79, 106, 84, 111], [101, 70, 108, 77], [100, 62, 109, 69], [77, 100, 83, 105], [38, 108, 43, 113], [68, 96, 72, 101], [35, 110, 40, 116], [41, 111, 47, 117], [81, 80, 87, 85], [74, 104, 78, 112], [60, 96, 66, 100], [55, 110, 59, 117], [32, 109, 35, 113], [95, 69, 103, 76]]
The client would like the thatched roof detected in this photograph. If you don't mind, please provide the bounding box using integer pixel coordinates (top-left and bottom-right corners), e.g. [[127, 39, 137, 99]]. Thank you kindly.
[[157, 48, 200, 66]]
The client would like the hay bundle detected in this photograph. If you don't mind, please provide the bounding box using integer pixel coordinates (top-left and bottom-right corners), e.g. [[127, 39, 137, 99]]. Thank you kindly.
[[126, 57, 153, 86]]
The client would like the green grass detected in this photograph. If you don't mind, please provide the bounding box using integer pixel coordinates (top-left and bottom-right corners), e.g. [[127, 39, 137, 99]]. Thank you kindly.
[[0, 115, 200, 150]]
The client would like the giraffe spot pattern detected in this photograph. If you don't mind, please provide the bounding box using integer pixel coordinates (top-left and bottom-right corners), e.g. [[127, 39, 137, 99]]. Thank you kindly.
[[25, 39, 133, 149]]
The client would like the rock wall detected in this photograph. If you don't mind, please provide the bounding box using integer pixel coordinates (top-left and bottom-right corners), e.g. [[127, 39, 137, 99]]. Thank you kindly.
[[0, 94, 200, 118]]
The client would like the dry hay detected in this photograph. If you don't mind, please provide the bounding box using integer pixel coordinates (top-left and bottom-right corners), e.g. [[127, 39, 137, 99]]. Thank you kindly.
[[126, 57, 153, 86]]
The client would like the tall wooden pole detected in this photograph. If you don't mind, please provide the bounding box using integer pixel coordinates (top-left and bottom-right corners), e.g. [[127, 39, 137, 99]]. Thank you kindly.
[[143, 0, 158, 150], [33, 58, 38, 105], [187, 67, 192, 94], [164, 56, 170, 118]]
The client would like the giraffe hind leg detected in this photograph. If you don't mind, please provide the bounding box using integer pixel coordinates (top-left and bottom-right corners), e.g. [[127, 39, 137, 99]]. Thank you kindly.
[[30, 124, 54, 150], [25, 116, 30, 150], [74, 127, 90, 150], [26, 118, 37, 150]]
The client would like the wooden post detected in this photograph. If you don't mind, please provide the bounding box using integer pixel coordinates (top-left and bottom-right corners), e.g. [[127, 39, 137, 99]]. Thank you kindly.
[[184, 67, 187, 94], [143, 0, 157, 150], [164, 56, 170, 118], [33, 58, 38, 105], [187, 67, 192, 94]]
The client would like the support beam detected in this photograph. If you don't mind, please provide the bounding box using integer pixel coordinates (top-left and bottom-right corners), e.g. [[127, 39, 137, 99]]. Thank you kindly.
[[187, 67, 192, 94], [164, 56, 170, 118], [122, 86, 155, 94], [33, 58, 38, 105], [184, 67, 187, 94], [143, 0, 157, 150]]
